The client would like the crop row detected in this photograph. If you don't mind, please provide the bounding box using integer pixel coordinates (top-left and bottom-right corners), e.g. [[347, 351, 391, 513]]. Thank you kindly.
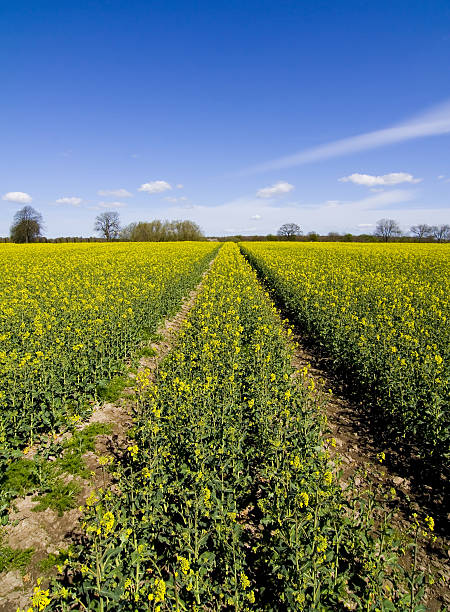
[[240, 242, 449, 461], [47, 243, 424, 611], [0, 242, 217, 463]]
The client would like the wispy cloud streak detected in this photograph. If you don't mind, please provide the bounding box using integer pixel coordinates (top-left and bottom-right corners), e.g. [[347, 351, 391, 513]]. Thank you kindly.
[[243, 99, 450, 174]]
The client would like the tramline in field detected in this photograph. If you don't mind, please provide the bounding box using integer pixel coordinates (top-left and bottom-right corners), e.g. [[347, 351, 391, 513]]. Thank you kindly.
[[44, 243, 432, 611], [240, 242, 450, 461], [0, 242, 218, 458], [0, 242, 443, 611]]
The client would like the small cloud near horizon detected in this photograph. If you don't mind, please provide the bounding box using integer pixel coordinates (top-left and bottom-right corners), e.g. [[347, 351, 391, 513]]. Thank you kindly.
[[56, 197, 82, 206], [98, 189, 132, 198], [256, 181, 294, 198], [99, 201, 126, 208], [339, 172, 421, 187], [2, 191, 32, 204], [139, 180, 172, 194], [164, 196, 188, 203]]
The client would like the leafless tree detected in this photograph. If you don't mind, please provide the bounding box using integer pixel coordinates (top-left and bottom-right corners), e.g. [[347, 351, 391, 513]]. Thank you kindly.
[[431, 224, 450, 242], [10, 206, 44, 243], [94, 211, 120, 241], [410, 224, 432, 239], [375, 218, 401, 242], [277, 223, 302, 239]]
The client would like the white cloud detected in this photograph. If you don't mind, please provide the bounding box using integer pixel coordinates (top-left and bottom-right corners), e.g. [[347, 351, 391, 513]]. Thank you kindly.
[[99, 201, 126, 208], [251, 214, 262, 220], [176, 184, 184, 189], [339, 172, 422, 187], [244, 97, 450, 173], [56, 196, 82, 206], [358, 223, 374, 228], [437, 175, 445, 179], [95, 188, 449, 239], [97, 189, 132, 198], [2, 191, 32, 204], [164, 196, 188, 203], [256, 181, 294, 198], [138, 180, 172, 194]]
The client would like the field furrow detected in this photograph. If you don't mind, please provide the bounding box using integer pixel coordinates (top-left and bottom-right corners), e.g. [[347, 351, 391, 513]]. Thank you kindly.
[[40, 243, 434, 611], [240, 242, 449, 464], [0, 242, 218, 460]]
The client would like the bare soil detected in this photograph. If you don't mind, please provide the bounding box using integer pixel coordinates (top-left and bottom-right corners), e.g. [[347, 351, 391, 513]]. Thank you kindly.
[[292, 335, 450, 611]]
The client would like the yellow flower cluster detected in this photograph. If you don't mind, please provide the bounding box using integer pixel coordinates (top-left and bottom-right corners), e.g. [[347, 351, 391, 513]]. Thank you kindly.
[[241, 241, 449, 455]]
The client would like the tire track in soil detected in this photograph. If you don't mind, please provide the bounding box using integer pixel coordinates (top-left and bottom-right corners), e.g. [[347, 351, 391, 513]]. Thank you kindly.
[[239, 246, 449, 610], [0, 254, 218, 612], [292, 336, 450, 611]]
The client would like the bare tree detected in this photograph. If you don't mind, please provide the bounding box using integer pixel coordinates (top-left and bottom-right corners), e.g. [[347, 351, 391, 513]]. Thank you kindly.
[[277, 223, 302, 239], [410, 224, 432, 239], [431, 224, 450, 242], [375, 218, 401, 242], [10, 206, 44, 243], [94, 211, 120, 241]]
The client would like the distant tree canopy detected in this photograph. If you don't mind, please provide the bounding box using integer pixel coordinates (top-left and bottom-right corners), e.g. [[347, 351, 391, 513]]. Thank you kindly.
[[327, 231, 341, 239], [120, 219, 204, 241], [94, 211, 121, 241], [431, 224, 450, 243], [307, 231, 319, 241], [10, 206, 44, 243], [410, 223, 432, 239], [277, 223, 302, 239], [375, 218, 402, 242]]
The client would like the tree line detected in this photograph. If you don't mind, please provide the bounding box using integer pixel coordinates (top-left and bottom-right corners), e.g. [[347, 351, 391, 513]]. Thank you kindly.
[[6, 208, 205, 243], [275, 220, 450, 242], [4, 207, 450, 243]]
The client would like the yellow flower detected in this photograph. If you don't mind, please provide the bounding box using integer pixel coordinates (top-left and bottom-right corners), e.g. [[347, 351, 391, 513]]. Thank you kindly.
[[127, 444, 139, 460], [298, 491, 309, 508], [240, 572, 250, 590], [100, 511, 115, 535], [290, 455, 302, 470], [177, 556, 190, 575], [377, 451, 386, 464], [315, 534, 328, 554], [30, 579, 51, 611], [424, 515, 434, 532]]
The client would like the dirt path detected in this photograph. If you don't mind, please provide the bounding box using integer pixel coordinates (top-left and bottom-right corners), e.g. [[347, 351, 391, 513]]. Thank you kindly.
[[0, 256, 216, 612], [292, 335, 450, 611]]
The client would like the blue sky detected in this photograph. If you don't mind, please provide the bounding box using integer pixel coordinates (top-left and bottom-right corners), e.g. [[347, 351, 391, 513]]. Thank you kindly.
[[1, 0, 449, 237]]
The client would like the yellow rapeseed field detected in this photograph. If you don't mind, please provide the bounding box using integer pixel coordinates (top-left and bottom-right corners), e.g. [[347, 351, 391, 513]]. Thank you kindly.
[[241, 242, 449, 457], [0, 242, 217, 453], [3, 243, 440, 611]]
